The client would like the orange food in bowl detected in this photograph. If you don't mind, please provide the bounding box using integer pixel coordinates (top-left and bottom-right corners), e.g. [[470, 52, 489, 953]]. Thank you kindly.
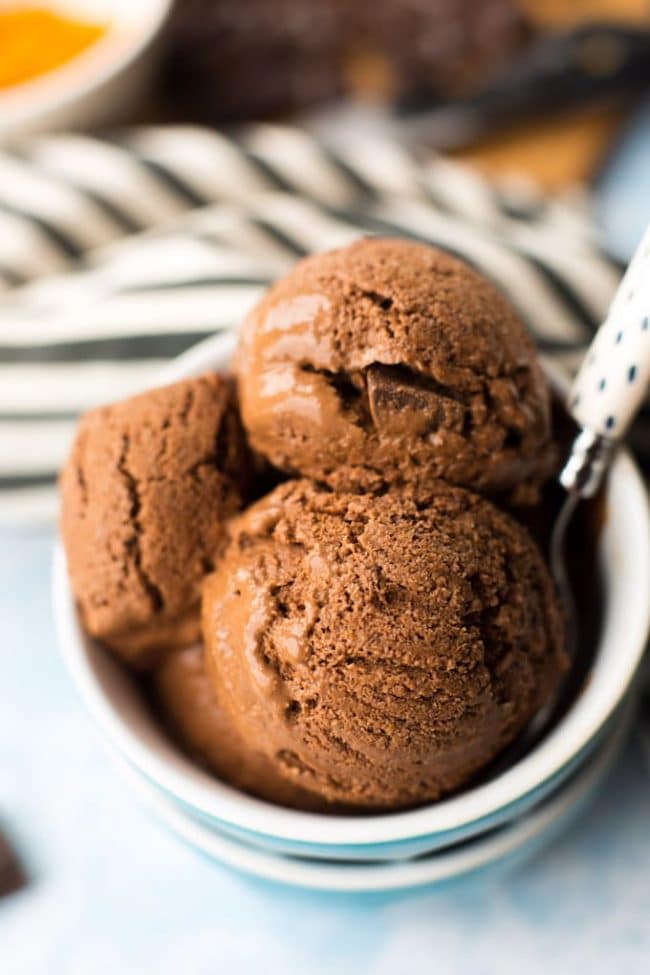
[[0, 6, 106, 89]]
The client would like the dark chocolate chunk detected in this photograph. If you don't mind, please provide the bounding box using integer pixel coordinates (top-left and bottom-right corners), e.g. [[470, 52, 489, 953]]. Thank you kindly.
[[0, 830, 26, 899]]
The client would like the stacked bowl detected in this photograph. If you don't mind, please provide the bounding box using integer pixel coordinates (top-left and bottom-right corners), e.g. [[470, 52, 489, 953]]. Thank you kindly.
[[54, 332, 650, 893]]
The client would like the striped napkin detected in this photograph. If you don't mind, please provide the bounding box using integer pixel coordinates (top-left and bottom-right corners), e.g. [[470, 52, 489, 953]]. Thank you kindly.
[[0, 123, 631, 524]]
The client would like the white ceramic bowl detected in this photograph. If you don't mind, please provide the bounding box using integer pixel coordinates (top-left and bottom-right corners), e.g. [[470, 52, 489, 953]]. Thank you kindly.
[[54, 331, 650, 862], [114, 707, 630, 892], [0, 0, 172, 141]]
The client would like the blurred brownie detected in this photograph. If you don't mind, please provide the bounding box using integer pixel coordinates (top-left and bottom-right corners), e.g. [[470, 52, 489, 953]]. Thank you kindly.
[[159, 0, 531, 122]]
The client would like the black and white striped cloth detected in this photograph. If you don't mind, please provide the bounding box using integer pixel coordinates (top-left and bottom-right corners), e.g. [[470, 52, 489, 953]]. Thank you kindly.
[[0, 123, 632, 523]]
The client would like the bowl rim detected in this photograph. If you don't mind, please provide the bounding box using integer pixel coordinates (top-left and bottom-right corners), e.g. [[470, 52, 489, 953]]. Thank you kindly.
[[54, 330, 650, 847], [0, 0, 173, 134], [110, 708, 629, 892]]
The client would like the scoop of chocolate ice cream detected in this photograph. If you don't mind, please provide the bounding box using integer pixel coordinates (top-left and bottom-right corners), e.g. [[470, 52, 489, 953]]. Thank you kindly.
[[154, 645, 332, 810], [202, 479, 565, 810], [235, 237, 554, 500], [60, 374, 251, 668]]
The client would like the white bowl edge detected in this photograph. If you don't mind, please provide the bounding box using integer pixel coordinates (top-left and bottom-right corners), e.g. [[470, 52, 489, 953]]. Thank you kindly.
[[107, 703, 632, 892]]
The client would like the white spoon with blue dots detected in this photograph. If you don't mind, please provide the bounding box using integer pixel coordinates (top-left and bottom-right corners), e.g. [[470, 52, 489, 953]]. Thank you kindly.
[[554, 222, 649, 640], [529, 225, 649, 752], [568, 225, 650, 449]]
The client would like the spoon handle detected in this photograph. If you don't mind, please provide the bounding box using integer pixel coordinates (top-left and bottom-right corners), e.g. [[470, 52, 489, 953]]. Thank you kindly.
[[560, 226, 650, 497], [569, 225, 650, 440]]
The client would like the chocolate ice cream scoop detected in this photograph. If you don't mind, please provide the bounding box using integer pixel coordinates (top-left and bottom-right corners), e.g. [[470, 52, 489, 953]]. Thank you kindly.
[[202, 479, 566, 810], [235, 237, 554, 500], [153, 645, 331, 811], [60, 374, 251, 669]]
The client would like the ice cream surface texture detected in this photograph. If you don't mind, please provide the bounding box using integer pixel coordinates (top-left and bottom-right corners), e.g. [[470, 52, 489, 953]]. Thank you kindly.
[[153, 645, 329, 810], [203, 479, 565, 809], [235, 237, 554, 499], [60, 374, 251, 668]]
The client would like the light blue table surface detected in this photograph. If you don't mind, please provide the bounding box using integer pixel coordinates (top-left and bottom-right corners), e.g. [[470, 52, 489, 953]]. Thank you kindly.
[[596, 95, 650, 263], [1, 526, 649, 974]]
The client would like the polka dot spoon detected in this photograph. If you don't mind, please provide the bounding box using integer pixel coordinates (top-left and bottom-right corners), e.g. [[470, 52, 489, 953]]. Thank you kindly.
[[503, 225, 650, 766], [552, 223, 650, 650]]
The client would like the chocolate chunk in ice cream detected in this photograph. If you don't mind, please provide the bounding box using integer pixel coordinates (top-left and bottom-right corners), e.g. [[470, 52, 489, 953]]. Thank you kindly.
[[202, 479, 566, 810], [60, 374, 251, 668], [235, 237, 555, 501]]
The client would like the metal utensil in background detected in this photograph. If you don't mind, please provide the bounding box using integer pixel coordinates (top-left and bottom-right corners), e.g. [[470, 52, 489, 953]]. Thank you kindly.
[[309, 23, 650, 152]]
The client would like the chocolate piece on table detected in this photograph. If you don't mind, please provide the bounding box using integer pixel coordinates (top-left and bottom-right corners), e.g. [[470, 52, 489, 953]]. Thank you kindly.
[[0, 830, 26, 899]]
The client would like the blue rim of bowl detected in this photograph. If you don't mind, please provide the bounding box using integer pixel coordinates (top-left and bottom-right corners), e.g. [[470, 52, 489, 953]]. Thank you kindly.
[[111, 706, 619, 860], [107, 702, 632, 892]]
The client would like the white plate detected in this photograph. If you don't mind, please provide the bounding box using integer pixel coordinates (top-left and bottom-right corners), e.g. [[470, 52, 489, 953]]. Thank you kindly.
[[113, 709, 630, 893]]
